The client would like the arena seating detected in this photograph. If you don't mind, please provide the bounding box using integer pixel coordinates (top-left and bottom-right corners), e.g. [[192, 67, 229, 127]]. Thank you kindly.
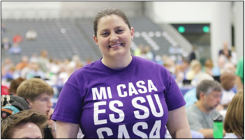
[[2, 17, 180, 64]]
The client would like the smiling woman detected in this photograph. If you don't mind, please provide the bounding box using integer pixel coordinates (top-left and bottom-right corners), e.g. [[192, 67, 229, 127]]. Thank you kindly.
[[52, 7, 192, 139], [93, 11, 134, 69]]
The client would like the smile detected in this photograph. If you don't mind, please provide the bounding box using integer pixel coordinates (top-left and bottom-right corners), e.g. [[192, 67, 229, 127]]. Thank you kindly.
[[109, 43, 123, 48]]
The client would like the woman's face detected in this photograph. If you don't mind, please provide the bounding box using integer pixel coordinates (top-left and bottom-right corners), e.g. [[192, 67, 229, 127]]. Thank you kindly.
[[93, 14, 134, 59]]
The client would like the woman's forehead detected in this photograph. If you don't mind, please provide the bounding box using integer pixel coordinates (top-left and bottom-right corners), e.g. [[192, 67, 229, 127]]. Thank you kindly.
[[98, 15, 125, 26]]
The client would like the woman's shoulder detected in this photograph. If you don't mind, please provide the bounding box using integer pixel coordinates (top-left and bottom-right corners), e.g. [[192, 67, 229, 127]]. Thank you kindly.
[[74, 60, 101, 74]]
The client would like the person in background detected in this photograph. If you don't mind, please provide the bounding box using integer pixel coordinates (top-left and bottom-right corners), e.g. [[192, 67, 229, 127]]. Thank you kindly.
[[26, 29, 37, 40], [1, 37, 12, 50], [230, 47, 237, 65], [29, 53, 38, 63], [186, 59, 203, 80], [3, 66, 15, 80], [133, 44, 143, 57], [174, 64, 184, 84], [181, 57, 190, 80], [9, 42, 21, 54], [17, 78, 56, 138], [223, 91, 244, 138], [204, 59, 213, 76], [38, 50, 49, 73], [13, 33, 23, 43], [184, 75, 214, 108], [235, 57, 243, 91], [8, 77, 26, 96], [212, 55, 228, 76], [15, 56, 29, 71], [223, 62, 236, 74], [219, 41, 232, 60], [186, 80, 225, 138], [163, 57, 176, 76], [1, 110, 47, 139], [52, 7, 191, 138], [218, 71, 236, 110], [25, 62, 45, 79], [144, 46, 154, 61], [189, 46, 199, 63], [1, 23, 6, 32], [2, 58, 15, 81], [1, 84, 10, 95]]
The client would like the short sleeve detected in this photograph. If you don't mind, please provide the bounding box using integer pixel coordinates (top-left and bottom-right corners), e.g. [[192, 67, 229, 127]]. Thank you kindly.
[[235, 58, 243, 78], [187, 112, 203, 131], [52, 78, 83, 124], [164, 69, 186, 111]]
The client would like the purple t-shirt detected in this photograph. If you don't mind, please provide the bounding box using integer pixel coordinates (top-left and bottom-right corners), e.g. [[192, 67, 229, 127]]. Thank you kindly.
[[52, 56, 185, 138]]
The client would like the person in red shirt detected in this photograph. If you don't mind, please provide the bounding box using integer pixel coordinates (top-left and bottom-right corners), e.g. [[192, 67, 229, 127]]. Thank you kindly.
[[1, 85, 9, 95], [13, 33, 23, 43]]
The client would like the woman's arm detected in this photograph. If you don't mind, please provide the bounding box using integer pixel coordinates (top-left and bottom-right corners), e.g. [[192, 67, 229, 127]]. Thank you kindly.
[[56, 121, 79, 138], [166, 106, 192, 138]]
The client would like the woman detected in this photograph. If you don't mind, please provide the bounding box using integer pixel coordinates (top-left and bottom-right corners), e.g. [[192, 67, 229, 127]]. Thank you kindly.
[[52, 7, 191, 138], [224, 91, 244, 138]]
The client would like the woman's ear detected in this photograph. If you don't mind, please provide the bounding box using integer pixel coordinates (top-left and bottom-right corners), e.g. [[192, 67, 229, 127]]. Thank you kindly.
[[130, 27, 134, 40], [93, 35, 99, 46]]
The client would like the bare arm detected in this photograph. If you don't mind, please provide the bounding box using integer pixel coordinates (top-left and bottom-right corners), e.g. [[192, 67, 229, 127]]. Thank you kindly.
[[198, 129, 226, 138], [47, 108, 56, 138], [56, 121, 79, 138], [198, 129, 213, 138], [166, 106, 192, 138], [236, 76, 243, 92]]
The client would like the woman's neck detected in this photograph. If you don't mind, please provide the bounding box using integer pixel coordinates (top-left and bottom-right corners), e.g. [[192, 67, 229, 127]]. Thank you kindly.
[[102, 54, 132, 70]]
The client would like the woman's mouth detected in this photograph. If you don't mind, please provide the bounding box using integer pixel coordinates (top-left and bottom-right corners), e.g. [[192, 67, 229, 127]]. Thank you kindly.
[[109, 43, 123, 48]]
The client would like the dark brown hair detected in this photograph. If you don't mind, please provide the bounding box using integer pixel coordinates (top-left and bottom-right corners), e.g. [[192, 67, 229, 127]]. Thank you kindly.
[[224, 91, 244, 137], [9, 77, 26, 95], [93, 7, 131, 37], [1, 110, 47, 138]]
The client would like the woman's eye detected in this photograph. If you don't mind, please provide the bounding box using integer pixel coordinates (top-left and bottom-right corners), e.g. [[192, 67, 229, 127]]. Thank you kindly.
[[102, 32, 109, 36], [116, 29, 124, 33]]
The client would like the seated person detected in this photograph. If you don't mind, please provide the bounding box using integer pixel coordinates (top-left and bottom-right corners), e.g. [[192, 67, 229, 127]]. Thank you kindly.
[[25, 62, 45, 79], [184, 76, 214, 108], [219, 71, 236, 110], [186, 60, 206, 81], [224, 91, 244, 138], [26, 29, 37, 40], [1, 110, 47, 138], [212, 55, 227, 76], [1, 37, 11, 50], [16, 78, 56, 138], [186, 80, 225, 138], [8, 77, 26, 96], [9, 43, 21, 54]]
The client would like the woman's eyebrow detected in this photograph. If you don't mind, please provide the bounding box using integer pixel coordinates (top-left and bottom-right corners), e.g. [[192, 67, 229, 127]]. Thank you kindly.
[[100, 26, 124, 31]]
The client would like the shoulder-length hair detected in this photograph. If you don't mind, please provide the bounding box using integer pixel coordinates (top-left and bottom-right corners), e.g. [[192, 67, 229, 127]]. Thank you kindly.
[[224, 90, 244, 137]]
